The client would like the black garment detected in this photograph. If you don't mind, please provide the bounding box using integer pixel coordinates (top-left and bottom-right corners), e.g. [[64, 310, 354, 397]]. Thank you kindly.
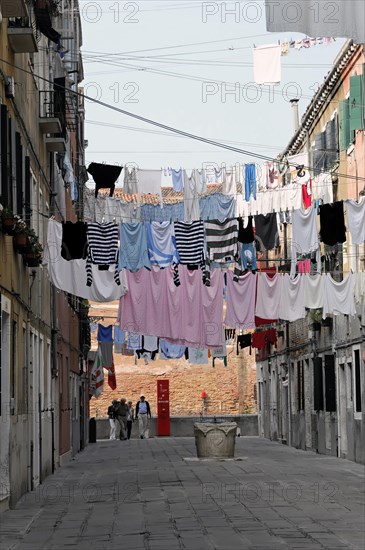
[[236, 334, 252, 355], [107, 405, 116, 420], [34, 7, 61, 44], [61, 221, 88, 260], [237, 216, 254, 244], [135, 400, 151, 418], [225, 328, 236, 341], [127, 420, 133, 439], [254, 213, 280, 252], [87, 162, 123, 198], [319, 201, 346, 246], [135, 349, 158, 360]]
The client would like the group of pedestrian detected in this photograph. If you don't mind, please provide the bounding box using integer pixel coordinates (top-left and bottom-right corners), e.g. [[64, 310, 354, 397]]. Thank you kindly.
[[107, 395, 151, 440]]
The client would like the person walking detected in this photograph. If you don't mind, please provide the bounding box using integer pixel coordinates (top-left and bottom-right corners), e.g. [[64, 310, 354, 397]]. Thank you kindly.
[[116, 397, 128, 440], [126, 400, 134, 440], [107, 400, 118, 440], [135, 395, 151, 439]]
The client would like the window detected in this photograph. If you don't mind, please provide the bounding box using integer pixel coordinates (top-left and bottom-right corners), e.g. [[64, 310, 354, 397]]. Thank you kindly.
[[297, 360, 305, 411], [347, 362, 353, 403], [324, 355, 336, 412], [354, 350, 362, 414], [339, 98, 354, 151], [349, 74, 364, 133], [313, 357, 324, 411], [11, 319, 17, 405]]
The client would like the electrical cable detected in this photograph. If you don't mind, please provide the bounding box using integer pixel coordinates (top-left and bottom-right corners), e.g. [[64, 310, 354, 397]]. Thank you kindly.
[[1, 56, 364, 184]]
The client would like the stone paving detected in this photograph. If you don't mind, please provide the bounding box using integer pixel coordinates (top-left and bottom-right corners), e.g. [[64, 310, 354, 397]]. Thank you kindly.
[[0, 436, 364, 550]]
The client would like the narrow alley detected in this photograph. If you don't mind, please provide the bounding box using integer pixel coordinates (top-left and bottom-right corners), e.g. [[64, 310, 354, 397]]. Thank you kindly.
[[0, 437, 364, 550]]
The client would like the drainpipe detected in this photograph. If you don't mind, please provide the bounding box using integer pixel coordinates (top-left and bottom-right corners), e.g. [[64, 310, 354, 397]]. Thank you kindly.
[[290, 99, 300, 133]]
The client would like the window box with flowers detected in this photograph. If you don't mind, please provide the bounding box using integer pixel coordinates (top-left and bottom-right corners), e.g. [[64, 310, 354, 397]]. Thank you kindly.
[[13, 217, 32, 251], [0, 207, 17, 235], [22, 232, 43, 267]]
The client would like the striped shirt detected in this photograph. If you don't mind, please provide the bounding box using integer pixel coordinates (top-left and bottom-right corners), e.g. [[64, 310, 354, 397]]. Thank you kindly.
[[86, 222, 120, 286], [174, 221, 205, 286], [204, 219, 242, 285], [174, 221, 205, 266]]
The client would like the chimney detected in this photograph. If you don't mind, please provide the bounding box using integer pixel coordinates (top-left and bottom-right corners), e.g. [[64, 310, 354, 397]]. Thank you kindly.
[[290, 99, 299, 132]]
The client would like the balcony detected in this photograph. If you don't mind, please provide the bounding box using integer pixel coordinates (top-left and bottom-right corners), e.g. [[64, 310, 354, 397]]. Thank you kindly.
[[7, 18, 38, 54], [0, 0, 28, 18], [38, 91, 63, 134], [45, 137, 66, 152], [39, 89, 67, 152]]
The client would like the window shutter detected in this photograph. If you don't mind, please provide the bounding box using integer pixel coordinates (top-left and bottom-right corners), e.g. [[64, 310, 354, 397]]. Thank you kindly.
[[15, 132, 23, 216], [324, 355, 336, 412], [24, 157, 31, 226], [349, 75, 363, 132], [0, 104, 9, 207], [313, 132, 326, 175], [313, 357, 324, 411], [331, 114, 339, 163], [339, 98, 354, 150]]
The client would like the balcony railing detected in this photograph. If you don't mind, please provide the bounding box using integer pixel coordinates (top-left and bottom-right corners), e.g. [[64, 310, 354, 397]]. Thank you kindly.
[[0, 0, 28, 18], [39, 90, 67, 151], [7, 11, 38, 53]]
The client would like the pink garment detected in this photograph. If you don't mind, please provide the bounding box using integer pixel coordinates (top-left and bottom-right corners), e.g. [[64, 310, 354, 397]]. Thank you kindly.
[[298, 259, 311, 273], [224, 271, 256, 330], [118, 266, 224, 347], [255, 273, 281, 320]]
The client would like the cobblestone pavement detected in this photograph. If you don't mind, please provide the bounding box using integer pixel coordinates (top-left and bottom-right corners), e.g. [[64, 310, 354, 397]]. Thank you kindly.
[[0, 437, 364, 550]]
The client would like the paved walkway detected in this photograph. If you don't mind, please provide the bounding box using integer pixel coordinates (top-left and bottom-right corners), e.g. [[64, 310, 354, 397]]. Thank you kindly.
[[0, 437, 364, 550]]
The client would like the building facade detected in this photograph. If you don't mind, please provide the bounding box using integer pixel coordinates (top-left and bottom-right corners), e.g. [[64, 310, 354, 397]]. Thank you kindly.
[[0, 0, 88, 510], [256, 41, 365, 465]]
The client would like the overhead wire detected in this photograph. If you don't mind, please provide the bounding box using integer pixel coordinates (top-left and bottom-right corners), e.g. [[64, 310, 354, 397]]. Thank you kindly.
[[1, 56, 364, 184]]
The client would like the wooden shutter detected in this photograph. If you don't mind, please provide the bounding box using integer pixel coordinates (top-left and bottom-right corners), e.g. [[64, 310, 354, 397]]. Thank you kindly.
[[0, 104, 9, 207], [15, 132, 23, 216], [324, 355, 336, 412], [313, 132, 326, 175], [339, 99, 350, 150], [313, 357, 324, 411], [349, 75, 363, 132], [24, 157, 31, 226]]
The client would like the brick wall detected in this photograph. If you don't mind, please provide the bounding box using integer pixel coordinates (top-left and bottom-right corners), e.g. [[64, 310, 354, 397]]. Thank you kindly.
[[89, 304, 257, 418]]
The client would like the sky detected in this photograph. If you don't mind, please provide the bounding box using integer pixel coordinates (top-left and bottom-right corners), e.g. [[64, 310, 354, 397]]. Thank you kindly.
[[79, 0, 345, 177]]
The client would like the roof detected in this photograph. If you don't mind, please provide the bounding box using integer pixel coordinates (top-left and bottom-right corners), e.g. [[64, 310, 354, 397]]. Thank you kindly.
[[88, 183, 243, 205], [283, 40, 359, 156]]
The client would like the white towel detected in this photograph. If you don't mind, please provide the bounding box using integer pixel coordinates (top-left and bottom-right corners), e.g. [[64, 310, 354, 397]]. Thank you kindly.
[[253, 44, 281, 85]]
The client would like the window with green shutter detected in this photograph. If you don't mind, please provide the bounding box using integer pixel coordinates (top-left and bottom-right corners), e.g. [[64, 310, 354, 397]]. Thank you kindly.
[[349, 74, 363, 132], [339, 98, 354, 150]]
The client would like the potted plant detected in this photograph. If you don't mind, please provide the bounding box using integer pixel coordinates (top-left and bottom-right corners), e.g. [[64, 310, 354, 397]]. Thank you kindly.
[[13, 217, 30, 250], [0, 207, 16, 235], [23, 233, 43, 267]]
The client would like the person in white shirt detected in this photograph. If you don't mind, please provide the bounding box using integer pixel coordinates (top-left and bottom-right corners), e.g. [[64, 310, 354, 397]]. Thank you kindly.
[[135, 395, 151, 439]]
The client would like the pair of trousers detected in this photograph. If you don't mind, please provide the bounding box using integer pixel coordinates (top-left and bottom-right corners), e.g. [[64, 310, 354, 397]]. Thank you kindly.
[[109, 419, 116, 440], [245, 164, 257, 201], [117, 416, 127, 439], [240, 242, 258, 271], [138, 414, 148, 437], [127, 420, 133, 439]]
